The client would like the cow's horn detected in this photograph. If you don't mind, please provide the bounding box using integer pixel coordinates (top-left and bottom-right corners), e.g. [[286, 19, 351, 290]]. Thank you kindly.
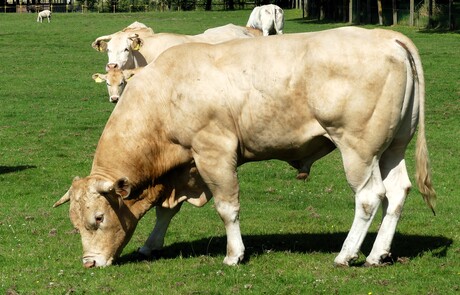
[[95, 180, 114, 194], [53, 189, 71, 207]]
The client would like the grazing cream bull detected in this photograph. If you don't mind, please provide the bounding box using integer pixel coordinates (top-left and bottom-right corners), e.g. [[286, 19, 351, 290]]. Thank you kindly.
[[37, 9, 51, 23], [55, 27, 436, 268], [92, 24, 262, 100], [246, 4, 284, 36]]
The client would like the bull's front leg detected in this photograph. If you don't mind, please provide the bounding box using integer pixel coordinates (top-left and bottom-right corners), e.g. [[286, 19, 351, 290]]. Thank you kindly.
[[192, 134, 244, 265], [198, 167, 244, 265], [215, 192, 244, 265], [138, 204, 182, 257]]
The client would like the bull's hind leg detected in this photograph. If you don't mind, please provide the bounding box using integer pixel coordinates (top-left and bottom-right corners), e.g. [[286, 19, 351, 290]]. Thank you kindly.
[[365, 147, 411, 266], [138, 205, 182, 257], [334, 150, 386, 266]]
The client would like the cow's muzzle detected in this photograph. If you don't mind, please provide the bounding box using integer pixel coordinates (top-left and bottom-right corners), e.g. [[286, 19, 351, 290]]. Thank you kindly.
[[109, 96, 119, 103], [84, 260, 96, 268], [82, 255, 112, 268]]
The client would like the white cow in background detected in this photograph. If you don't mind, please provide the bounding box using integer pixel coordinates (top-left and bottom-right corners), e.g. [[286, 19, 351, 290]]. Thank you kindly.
[[92, 66, 142, 103], [92, 22, 155, 70], [92, 23, 261, 71], [246, 4, 284, 36], [37, 9, 51, 23], [92, 24, 262, 101]]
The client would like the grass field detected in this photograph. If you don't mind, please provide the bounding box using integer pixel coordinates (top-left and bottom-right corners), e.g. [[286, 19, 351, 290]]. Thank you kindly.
[[1, 9, 459, 294]]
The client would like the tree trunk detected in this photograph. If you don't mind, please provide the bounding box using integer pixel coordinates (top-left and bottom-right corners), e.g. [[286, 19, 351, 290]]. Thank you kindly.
[[392, 0, 397, 25], [227, 0, 234, 10], [205, 0, 211, 10], [349, 0, 353, 24], [319, 0, 325, 20], [367, 0, 371, 23], [428, 0, 433, 28], [410, 0, 414, 26], [303, 0, 310, 18], [356, 0, 360, 24], [377, 0, 383, 25]]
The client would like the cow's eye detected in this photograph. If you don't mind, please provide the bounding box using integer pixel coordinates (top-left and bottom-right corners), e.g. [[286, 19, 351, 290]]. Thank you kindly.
[[124, 48, 129, 52], [106, 82, 111, 86], [119, 81, 125, 86]]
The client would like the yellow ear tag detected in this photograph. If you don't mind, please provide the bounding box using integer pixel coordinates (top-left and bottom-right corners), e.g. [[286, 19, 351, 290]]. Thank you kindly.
[[94, 77, 104, 83], [133, 44, 141, 51], [98, 47, 105, 52]]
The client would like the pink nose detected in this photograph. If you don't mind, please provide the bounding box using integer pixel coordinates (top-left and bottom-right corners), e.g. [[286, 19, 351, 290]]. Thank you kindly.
[[84, 260, 96, 268], [106, 63, 118, 71], [110, 96, 119, 103]]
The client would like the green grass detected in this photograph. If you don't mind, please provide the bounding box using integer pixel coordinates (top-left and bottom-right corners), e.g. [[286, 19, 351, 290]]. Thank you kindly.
[[1, 9, 459, 294]]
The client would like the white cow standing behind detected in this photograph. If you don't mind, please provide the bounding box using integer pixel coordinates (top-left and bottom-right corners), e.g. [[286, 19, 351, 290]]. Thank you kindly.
[[92, 66, 142, 103], [37, 9, 51, 23], [92, 24, 262, 101], [92, 23, 261, 70], [92, 21, 155, 70], [246, 4, 284, 36]]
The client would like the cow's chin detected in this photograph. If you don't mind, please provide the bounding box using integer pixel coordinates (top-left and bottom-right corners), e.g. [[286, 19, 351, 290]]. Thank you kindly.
[[82, 255, 114, 268]]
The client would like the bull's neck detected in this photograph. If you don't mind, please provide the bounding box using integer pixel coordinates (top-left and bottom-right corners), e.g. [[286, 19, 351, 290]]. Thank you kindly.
[[89, 109, 189, 190]]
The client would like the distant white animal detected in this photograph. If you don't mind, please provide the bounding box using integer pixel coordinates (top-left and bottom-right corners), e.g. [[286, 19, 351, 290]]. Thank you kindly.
[[246, 4, 284, 36], [37, 10, 51, 23]]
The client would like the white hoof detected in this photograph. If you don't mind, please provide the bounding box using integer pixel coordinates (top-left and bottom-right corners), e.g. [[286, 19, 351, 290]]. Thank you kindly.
[[334, 253, 358, 267], [223, 254, 243, 266]]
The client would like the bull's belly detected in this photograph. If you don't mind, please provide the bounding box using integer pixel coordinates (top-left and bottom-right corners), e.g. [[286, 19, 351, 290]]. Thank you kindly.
[[239, 125, 331, 163]]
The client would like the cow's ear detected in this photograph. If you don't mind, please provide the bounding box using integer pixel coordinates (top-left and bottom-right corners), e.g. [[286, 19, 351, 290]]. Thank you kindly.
[[113, 177, 131, 199], [129, 34, 143, 51], [92, 73, 106, 83], [91, 40, 108, 52], [98, 41, 108, 52]]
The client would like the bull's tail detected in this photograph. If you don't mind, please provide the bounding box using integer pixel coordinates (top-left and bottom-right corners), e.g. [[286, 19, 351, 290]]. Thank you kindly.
[[396, 39, 437, 214]]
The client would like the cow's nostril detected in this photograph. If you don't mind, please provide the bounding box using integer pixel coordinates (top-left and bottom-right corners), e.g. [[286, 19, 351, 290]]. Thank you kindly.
[[84, 260, 96, 268]]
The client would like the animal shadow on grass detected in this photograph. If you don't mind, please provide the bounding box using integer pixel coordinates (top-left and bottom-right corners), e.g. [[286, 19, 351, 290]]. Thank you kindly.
[[0, 165, 36, 175], [119, 232, 453, 266]]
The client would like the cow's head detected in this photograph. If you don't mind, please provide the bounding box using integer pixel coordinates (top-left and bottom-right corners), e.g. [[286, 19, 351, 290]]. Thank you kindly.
[[92, 33, 144, 69], [92, 65, 139, 103], [53, 176, 145, 268], [54, 163, 211, 268]]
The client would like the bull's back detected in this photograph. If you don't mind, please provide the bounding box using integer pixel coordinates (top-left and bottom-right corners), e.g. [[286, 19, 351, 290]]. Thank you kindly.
[[128, 27, 413, 159]]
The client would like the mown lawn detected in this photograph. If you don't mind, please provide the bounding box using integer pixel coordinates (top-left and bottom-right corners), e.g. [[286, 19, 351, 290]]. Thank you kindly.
[[0, 9, 459, 294]]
